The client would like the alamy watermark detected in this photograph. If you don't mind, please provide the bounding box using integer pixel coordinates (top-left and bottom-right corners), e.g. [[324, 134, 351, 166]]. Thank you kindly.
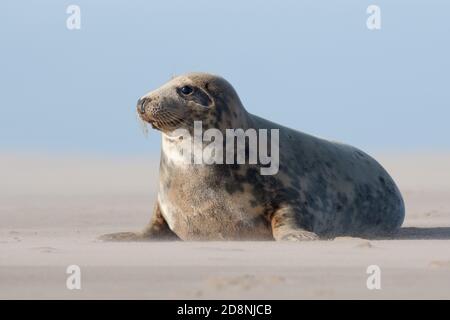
[[366, 265, 381, 290], [66, 264, 81, 290], [66, 5, 81, 30], [166, 121, 279, 176], [367, 5, 381, 30]]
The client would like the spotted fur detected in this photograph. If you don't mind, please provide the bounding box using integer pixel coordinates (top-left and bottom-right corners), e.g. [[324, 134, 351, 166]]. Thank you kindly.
[[100, 73, 405, 242]]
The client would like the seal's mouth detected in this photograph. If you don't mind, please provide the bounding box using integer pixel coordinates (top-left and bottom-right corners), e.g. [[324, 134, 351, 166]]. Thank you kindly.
[[136, 98, 187, 132], [139, 111, 187, 133], [145, 118, 157, 128], [148, 120, 164, 131], [141, 116, 163, 131], [137, 107, 162, 131]]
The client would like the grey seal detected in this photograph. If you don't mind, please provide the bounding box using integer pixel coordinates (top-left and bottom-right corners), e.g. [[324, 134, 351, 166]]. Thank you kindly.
[[100, 72, 404, 241]]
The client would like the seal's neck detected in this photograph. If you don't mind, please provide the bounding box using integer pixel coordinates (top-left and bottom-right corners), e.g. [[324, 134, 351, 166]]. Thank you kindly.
[[160, 100, 255, 167]]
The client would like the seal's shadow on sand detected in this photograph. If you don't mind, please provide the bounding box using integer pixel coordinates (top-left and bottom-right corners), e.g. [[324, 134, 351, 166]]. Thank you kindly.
[[373, 227, 450, 240]]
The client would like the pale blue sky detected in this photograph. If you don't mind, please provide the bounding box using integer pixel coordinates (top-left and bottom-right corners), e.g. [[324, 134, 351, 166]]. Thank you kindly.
[[1, 1, 449, 155]]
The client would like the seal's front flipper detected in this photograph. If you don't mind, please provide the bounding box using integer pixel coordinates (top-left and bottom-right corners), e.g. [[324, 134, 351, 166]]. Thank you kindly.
[[98, 203, 180, 242], [140, 203, 180, 240], [270, 207, 319, 241], [276, 230, 319, 241]]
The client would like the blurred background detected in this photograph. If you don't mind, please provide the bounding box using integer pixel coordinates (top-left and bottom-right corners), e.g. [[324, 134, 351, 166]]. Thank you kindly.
[[0, 0, 449, 155], [1, 1, 450, 300]]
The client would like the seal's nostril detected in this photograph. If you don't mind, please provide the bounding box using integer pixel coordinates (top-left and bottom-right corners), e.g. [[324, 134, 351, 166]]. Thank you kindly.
[[137, 98, 147, 114]]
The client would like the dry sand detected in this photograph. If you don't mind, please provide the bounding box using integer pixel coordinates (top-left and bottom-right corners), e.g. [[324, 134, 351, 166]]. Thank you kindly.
[[1, 153, 449, 299]]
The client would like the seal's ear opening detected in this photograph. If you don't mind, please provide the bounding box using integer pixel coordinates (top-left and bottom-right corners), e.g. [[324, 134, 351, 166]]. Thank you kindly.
[[195, 86, 214, 107]]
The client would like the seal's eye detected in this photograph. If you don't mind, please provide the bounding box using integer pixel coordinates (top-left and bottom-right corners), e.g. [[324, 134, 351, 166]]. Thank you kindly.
[[180, 86, 193, 95]]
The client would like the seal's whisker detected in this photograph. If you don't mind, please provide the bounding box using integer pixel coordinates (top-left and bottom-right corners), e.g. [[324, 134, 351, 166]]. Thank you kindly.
[[155, 114, 168, 127], [136, 111, 149, 137], [158, 113, 173, 127], [163, 114, 184, 126], [163, 111, 188, 126], [161, 110, 181, 121], [159, 113, 182, 130], [159, 113, 184, 128]]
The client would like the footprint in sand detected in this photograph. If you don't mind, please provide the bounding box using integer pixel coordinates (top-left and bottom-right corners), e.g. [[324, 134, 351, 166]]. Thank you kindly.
[[424, 210, 441, 217], [355, 241, 375, 249], [30, 246, 60, 253], [197, 246, 246, 252], [428, 260, 450, 268], [334, 237, 375, 249], [206, 274, 285, 291]]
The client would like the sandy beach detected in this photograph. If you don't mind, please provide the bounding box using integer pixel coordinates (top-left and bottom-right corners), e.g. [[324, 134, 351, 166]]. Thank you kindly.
[[1, 153, 449, 299]]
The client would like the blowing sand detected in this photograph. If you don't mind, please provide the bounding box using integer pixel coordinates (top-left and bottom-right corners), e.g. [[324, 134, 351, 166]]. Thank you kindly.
[[1, 153, 449, 299]]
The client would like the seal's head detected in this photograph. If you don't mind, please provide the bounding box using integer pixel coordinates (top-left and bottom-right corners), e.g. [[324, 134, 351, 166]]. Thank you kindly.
[[137, 73, 249, 133]]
